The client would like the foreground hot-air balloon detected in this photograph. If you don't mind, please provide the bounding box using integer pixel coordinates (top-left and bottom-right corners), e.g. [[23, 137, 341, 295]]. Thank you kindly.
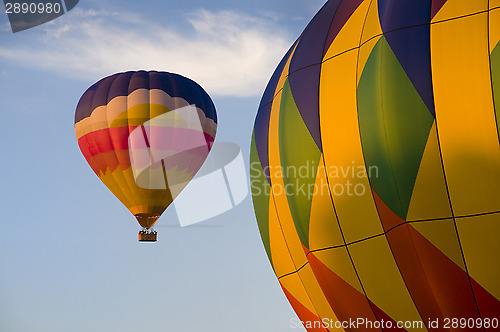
[[75, 71, 217, 242], [251, 0, 500, 330]]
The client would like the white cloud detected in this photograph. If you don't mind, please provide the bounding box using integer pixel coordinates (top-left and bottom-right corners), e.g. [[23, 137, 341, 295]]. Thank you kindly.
[[0, 8, 292, 97]]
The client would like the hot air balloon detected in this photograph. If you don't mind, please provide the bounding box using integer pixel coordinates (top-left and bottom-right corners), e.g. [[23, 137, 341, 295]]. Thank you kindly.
[[75, 71, 217, 242], [251, 0, 500, 330]]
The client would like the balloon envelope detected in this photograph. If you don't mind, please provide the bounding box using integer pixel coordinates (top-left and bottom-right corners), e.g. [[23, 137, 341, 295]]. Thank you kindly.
[[251, 0, 500, 330], [75, 71, 217, 229]]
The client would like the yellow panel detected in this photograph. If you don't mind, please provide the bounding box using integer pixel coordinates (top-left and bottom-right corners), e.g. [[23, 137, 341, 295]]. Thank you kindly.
[[357, 35, 381, 84], [314, 248, 363, 294], [360, 0, 382, 45], [104, 167, 171, 214], [406, 122, 453, 221], [100, 163, 137, 211], [490, 8, 500, 51], [431, 13, 500, 216], [411, 219, 465, 270], [100, 166, 133, 209], [280, 272, 321, 321], [309, 155, 344, 251], [457, 214, 500, 300], [297, 264, 341, 329], [492, 0, 500, 8], [114, 168, 145, 212], [324, 0, 371, 60], [268, 71, 309, 269], [349, 237, 425, 331], [88, 103, 140, 215], [320, 50, 385, 243], [269, 195, 299, 277], [432, 0, 488, 23]]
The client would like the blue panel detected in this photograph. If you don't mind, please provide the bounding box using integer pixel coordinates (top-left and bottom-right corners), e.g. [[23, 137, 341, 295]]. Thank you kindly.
[[288, 0, 342, 152], [378, 0, 432, 30], [379, 0, 435, 116]]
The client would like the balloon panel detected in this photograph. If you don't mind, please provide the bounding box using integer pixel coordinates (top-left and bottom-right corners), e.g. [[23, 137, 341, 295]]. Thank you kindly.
[[251, 1, 500, 330]]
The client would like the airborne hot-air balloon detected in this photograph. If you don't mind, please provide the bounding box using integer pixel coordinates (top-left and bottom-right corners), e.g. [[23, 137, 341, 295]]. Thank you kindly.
[[75, 71, 217, 242], [251, 0, 500, 330]]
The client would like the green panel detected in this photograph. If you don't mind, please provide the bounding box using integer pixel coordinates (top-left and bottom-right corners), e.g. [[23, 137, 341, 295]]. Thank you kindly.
[[357, 37, 434, 219], [278, 80, 321, 249], [491, 42, 500, 138], [250, 133, 273, 266]]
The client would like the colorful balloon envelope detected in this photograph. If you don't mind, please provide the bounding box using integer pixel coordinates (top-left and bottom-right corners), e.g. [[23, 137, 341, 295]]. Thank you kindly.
[[251, 0, 500, 330], [75, 71, 217, 237]]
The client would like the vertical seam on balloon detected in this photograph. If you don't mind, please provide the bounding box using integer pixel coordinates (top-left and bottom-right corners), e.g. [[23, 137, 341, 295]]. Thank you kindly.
[[270, 190, 327, 325], [124, 72, 151, 216], [123, 73, 145, 214], [102, 74, 134, 211], [287, 2, 353, 317], [265, 66, 325, 322], [352, 1, 388, 326], [367, 2, 437, 327], [92, 74, 134, 211], [146, 72, 154, 209], [122, 73, 143, 214], [488, 3, 500, 169], [306, 1, 384, 326], [321, 0, 342, 57], [319, 153, 382, 328], [430, 17, 485, 324], [471, 1, 497, 322], [272, 94, 328, 327], [350, 1, 420, 329], [377, 35, 408, 220], [434, 109, 486, 329]]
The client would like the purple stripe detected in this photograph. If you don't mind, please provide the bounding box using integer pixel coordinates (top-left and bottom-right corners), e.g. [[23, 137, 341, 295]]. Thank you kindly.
[[288, 0, 342, 152], [431, 0, 448, 19], [255, 41, 298, 185], [323, 0, 364, 57], [379, 0, 435, 116]]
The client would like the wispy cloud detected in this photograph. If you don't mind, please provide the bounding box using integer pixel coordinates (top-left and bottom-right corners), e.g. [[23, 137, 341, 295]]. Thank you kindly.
[[0, 8, 292, 97]]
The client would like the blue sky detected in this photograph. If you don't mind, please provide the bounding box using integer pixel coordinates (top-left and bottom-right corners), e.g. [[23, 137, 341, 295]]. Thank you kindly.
[[0, 0, 326, 331]]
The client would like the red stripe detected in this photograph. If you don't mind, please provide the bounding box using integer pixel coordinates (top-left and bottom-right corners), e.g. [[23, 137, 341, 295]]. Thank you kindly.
[[78, 127, 215, 175], [78, 127, 215, 159], [373, 190, 493, 331], [281, 283, 329, 332], [431, 0, 448, 20], [470, 277, 500, 331], [78, 126, 137, 159], [308, 252, 403, 331]]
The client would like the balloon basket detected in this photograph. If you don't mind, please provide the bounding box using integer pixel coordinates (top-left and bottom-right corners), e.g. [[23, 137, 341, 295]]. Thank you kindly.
[[139, 230, 157, 242]]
